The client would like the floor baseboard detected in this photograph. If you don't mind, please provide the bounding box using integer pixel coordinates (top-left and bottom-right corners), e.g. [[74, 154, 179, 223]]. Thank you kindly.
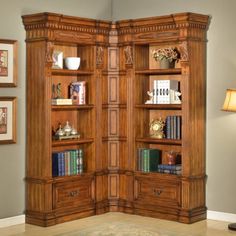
[[207, 210, 236, 222], [0, 215, 25, 228], [0, 211, 236, 228]]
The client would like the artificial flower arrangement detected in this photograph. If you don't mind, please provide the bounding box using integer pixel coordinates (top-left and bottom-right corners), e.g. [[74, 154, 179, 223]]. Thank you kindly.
[[152, 47, 180, 62]]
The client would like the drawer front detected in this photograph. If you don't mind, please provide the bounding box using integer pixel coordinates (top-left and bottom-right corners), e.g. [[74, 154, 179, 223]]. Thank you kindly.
[[53, 177, 94, 209], [134, 176, 180, 207]]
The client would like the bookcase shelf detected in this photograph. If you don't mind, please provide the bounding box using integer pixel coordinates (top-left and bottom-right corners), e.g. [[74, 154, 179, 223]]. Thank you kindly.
[[135, 68, 182, 75], [136, 137, 182, 145], [52, 138, 94, 147], [52, 104, 94, 110], [53, 171, 94, 183], [135, 170, 181, 178], [135, 104, 181, 110], [51, 68, 94, 75]]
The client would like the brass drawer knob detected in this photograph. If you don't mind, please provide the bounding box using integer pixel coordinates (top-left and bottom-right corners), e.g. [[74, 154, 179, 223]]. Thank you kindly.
[[153, 188, 162, 196], [69, 190, 80, 197]]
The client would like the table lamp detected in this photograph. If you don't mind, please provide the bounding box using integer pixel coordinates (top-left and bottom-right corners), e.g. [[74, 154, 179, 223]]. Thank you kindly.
[[222, 89, 236, 112], [222, 88, 236, 230]]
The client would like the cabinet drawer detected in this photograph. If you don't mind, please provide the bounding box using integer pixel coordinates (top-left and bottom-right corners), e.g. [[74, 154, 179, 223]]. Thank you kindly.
[[53, 177, 94, 209], [134, 176, 180, 207]]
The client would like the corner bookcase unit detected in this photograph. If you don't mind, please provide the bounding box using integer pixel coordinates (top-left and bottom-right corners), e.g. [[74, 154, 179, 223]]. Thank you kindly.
[[22, 13, 110, 226], [22, 12, 209, 226], [116, 13, 209, 223]]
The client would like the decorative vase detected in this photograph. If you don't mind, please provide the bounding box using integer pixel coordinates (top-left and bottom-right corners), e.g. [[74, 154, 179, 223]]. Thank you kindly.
[[167, 151, 177, 165], [159, 58, 175, 69]]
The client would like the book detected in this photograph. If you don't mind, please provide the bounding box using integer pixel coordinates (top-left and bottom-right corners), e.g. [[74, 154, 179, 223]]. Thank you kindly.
[[165, 116, 181, 140], [51, 99, 73, 105], [158, 164, 182, 171], [137, 148, 161, 172], [77, 149, 83, 174], [52, 152, 59, 177], [153, 80, 158, 104], [158, 164, 182, 175], [70, 81, 86, 105], [176, 116, 181, 139], [166, 116, 171, 139], [156, 80, 179, 104]]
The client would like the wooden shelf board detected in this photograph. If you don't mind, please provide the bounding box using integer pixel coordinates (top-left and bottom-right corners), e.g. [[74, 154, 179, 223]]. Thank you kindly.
[[135, 171, 180, 179], [136, 137, 182, 145], [102, 103, 127, 109], [52, 104, 94, 110], [51, 68, 93, 75], [52, 138, 94, 147], [53, 172, 94, 183], [135, 104, 181, 110], [135, 68, 182, 75]]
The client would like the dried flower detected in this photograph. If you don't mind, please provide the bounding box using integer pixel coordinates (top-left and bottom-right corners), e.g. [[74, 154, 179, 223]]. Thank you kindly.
[[152, 47, 180, 62]]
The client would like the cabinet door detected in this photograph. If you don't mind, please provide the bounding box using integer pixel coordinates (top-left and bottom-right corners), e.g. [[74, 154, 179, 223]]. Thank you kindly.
[[53, 177, 94, 209], [134, 176, 180, 208]]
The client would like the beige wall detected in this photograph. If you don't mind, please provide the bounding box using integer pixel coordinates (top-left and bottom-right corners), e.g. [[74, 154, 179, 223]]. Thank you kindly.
[[113, 0, 236, 214], [0, 0, 111, 219], [1, 0, 236, 219]]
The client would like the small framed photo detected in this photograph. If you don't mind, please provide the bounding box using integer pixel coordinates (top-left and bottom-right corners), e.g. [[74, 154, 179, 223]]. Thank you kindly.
[[0, 97, 17, 144], [0, 39, 18, 87], [52, 51, 63, 69]]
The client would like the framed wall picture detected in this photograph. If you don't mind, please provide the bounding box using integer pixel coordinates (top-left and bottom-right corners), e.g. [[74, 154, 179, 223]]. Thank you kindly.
[[0, 97, 17, 144], [0, 39, 18, 87]]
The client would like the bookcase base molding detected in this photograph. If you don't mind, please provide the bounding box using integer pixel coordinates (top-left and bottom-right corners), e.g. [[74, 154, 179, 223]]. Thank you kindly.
[[22, 11, 209, 226]]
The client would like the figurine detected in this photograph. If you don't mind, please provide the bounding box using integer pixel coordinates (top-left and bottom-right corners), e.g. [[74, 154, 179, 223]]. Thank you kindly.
[[172, 91, 181, 104], [145, 91, 154, 104], [56, 83, 62, 99], [55, 124, 65, 137], [63, 121, 72, 136]]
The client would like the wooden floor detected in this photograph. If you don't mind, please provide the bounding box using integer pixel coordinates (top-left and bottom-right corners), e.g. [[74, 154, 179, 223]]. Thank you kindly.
[[0, 212, 235, 236]]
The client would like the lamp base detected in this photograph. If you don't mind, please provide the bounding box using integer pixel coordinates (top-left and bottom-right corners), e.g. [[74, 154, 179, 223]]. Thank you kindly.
[[228, 223, 236, 230]]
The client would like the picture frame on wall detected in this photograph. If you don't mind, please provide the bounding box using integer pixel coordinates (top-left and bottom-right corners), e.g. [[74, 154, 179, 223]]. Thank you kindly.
[[0, 97, 17, 144], [0, 39, 18, 87]]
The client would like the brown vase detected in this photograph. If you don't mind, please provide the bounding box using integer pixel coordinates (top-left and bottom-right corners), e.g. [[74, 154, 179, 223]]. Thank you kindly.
[[159, 58, 175, 69]]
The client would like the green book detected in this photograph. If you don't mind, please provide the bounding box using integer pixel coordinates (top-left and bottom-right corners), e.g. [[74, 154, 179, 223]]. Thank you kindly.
[[142, 149, 150, 172], [148, 149, 161, 172], [69, 150, 76, 175]]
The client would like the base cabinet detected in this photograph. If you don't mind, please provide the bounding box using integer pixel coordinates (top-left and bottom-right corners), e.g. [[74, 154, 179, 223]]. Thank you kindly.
[[53, 176, 95, 210], [134, 174, 181, 208], [22, 12, 209, 226]]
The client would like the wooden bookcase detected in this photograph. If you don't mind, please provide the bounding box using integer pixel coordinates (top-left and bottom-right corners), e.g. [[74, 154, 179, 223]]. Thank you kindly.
[[22, 12, 209, 226]]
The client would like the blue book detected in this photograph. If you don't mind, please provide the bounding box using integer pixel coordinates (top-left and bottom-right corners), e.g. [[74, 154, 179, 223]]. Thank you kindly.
[[166, 116, 171, 139], [176, 116, 181, 139], [158, 164, 182, 171], [52, 152, 59, 177]]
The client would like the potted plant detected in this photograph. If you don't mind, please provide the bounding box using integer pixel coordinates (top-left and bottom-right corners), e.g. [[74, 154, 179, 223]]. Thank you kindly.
[[152, 47, 180, 69]]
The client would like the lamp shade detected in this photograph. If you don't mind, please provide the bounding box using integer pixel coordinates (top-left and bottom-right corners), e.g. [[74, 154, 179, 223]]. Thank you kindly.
[[222, 89, 236, 112]]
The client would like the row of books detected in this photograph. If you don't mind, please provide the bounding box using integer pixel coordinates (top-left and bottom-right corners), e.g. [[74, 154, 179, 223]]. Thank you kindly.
[[137, 148, 161, 172], [157, 164, 182, 175], [52, 81, 86, 105], [52, 149, 83, 177], [152, 80, 180, 104], [165, 116, 181, 139], [137, 148, 182, 175]]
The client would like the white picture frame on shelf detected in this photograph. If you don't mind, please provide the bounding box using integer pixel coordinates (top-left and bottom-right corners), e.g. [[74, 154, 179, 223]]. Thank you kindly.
[[52, 51, 63, 69]]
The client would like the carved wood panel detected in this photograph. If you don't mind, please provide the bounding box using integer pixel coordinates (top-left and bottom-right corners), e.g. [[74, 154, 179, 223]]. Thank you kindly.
[[108, 141, 119, 169], [109, 109, 118, 136], [108, 76, 118, 103], [108, 174, 119, 198], [108, 48, 119, 71]]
